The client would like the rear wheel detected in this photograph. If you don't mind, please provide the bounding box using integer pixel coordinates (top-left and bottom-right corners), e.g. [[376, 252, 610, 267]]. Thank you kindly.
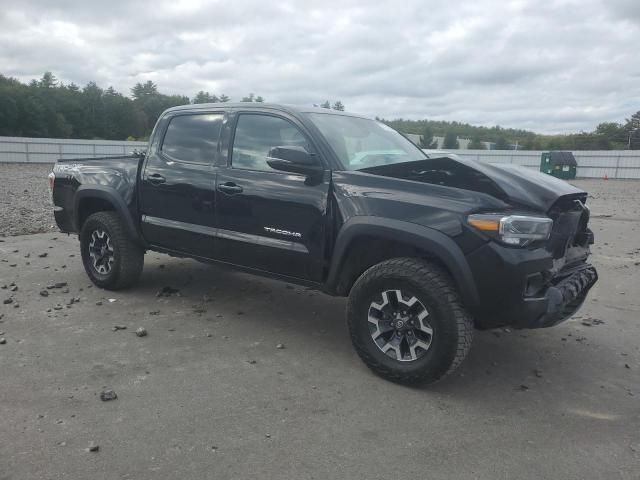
[[80, 212, 144, 290], [347, 258, 473, 384]]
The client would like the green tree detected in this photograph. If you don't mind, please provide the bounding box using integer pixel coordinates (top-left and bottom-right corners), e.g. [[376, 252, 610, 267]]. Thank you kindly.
[[625, 111, 640, 149], [131, 81, 158, 100], [332, 101, 345, 111], [255, 96, 264, 103], [494, 137, 509, 150], [443, 131, 459, 149], [241, 93, 255, 102], [193, 91, 219, 104], [218, 94, 230, 102], [320, 100, 331, 109], [468, 136, 484, 149], [38, 72, 58, 89], [419, 126, 437, 148]]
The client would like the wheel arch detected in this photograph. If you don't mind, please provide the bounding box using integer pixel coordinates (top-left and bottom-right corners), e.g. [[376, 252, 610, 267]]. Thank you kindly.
[[324, 217, 480, 308], [75, 186, 144, 246]]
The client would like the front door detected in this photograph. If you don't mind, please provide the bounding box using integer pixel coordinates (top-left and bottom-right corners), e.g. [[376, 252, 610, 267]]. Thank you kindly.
[[139, 111, 223, 258], [214, 112, 330, 281]]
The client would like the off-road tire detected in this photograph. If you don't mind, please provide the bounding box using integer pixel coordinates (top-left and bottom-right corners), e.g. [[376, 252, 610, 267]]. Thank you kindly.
[[80, 211, 144, 290], [347, 257, 473, 385]]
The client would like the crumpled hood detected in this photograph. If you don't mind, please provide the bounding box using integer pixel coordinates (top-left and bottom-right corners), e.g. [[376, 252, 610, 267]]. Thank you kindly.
[[360, 156, 586, 212]]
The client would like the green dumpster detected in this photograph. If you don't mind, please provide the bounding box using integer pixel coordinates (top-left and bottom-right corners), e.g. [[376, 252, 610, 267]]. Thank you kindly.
[[540, 151, 577, 180]]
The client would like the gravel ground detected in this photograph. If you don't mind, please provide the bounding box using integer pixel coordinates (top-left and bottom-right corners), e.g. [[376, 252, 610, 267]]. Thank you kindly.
[[0, 163, 56, 236]]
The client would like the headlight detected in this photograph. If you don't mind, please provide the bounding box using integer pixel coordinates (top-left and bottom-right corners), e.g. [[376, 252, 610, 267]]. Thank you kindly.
[[467, 214, 553, 247]]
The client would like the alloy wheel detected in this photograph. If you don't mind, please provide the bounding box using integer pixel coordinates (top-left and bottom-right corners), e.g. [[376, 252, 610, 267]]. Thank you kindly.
[[88, 229, 115, 275], [368, 289, 433, 362]]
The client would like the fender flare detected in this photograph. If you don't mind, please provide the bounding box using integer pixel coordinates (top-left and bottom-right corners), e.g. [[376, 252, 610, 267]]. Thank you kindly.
[[324, 216, 480, 308], [74, 186, 144, 245]]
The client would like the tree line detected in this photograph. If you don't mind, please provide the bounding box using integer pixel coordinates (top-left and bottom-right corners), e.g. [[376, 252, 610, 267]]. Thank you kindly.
[[0, 72, 637, 149], [382, 113, 640, 150], [0, 72, 345, 140]]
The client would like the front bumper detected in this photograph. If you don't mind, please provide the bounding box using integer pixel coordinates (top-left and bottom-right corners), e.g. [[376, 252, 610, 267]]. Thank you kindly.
[[466, 242, 598, 329]]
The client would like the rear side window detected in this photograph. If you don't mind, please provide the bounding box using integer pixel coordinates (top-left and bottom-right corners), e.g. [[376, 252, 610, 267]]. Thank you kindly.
[[231, 114, 310, 171], [161, 113, 223, 164]]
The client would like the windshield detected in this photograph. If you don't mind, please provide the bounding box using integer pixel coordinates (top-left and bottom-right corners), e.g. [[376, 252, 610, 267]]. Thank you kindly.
[[307, 113, 426, 170]]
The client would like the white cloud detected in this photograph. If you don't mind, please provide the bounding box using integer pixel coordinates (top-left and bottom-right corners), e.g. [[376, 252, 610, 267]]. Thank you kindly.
[[1, 0, 638, 133]]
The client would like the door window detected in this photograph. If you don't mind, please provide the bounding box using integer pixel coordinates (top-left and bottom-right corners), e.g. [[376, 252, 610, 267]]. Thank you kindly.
[[161, 113, 223, 164], [231, 114, 309, 171]]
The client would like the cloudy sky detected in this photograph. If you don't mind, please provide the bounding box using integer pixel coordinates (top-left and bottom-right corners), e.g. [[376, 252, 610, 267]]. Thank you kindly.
[[1, 0, 639, 133]]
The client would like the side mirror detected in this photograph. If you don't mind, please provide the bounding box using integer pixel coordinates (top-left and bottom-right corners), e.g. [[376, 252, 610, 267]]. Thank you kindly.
[[267, 146, 323, 176]]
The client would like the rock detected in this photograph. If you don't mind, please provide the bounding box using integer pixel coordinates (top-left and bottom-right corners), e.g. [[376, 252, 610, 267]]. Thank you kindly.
[[54, 282, 67, 288], [265, 433, 271, 438], [0, 338, 6, 345], [149, 310, 160, 315], [38, 253, 48, 258], [53, 305, 63, 310], [87, 442, 100, 452], [95, 301, 102, 306], [10, 285, 18, 292], [156, 286, 179, 297], [276, 343, 285, 349], [100, 389, 117, 401], [108, 298, 116, 303], [135, 327, 147, 337], [533, 369, 543, 378], [3, 298, 13, 305], [625, 364, 631, 369], [112, 325, 127, 331], [517, 384, 529, 391], [40, 290, 49, 297], [247, 360, 257, 365]]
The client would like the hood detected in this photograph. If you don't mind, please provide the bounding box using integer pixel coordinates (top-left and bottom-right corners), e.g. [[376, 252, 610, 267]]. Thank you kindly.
[[359, 156, 586, 212]]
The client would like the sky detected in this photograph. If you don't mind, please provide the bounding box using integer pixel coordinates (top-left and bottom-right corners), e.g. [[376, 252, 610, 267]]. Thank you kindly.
[[1, 0, 639, 133]]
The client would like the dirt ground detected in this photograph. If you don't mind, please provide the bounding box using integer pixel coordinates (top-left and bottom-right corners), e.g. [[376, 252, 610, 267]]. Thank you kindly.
[[0, 177, 639, 479]]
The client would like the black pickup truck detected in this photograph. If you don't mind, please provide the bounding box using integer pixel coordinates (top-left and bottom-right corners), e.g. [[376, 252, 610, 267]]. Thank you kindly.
[[50, 103, 598, 384]]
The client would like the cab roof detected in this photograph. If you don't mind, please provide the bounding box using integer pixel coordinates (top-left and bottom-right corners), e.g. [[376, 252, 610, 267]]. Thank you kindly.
[[163, 102, 370, 119]]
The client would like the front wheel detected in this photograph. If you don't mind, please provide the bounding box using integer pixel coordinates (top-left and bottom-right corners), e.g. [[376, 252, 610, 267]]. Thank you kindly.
[[80, 211, 144, 290], [347, 258, 473, 385]]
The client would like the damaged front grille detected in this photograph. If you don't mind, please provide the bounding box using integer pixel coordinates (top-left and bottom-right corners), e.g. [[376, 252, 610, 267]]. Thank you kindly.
[[547, 194, 593, 260]]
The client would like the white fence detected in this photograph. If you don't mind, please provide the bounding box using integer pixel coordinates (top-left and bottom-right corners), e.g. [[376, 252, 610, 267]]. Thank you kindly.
[[0, 136, 147, 164], [455, 150, 640, 179], [1, 136, 639, 179]]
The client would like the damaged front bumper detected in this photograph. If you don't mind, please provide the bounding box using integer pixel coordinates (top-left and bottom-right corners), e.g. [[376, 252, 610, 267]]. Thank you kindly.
[[520, 263, 598, 328], [466, 241, 599, 329]]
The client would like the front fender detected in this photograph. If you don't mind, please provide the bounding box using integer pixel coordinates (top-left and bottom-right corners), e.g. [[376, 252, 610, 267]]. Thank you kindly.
[[324, 216, 480, 308]]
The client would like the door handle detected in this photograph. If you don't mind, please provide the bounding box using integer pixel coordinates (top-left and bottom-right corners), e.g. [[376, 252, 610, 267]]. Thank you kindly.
[[218, 182, 243, 194], [147, 173, 166, 184]]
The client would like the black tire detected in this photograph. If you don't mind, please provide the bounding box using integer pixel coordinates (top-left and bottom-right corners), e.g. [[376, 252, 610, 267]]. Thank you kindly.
[[347, 257, 473, 385], [80, 211, 144, 290]]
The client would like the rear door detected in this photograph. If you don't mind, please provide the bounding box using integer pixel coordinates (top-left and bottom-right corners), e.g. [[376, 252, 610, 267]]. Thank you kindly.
[[139, 110, 224, 258], [214, 111, 330, 281]]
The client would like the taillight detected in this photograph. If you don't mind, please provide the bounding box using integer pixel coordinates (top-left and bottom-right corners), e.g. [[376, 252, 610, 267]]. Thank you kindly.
[[48, 172, 55, 192]]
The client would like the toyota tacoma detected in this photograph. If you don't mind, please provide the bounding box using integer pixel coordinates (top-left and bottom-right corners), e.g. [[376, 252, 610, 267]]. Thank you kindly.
[[50, 103, 598, 384]]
